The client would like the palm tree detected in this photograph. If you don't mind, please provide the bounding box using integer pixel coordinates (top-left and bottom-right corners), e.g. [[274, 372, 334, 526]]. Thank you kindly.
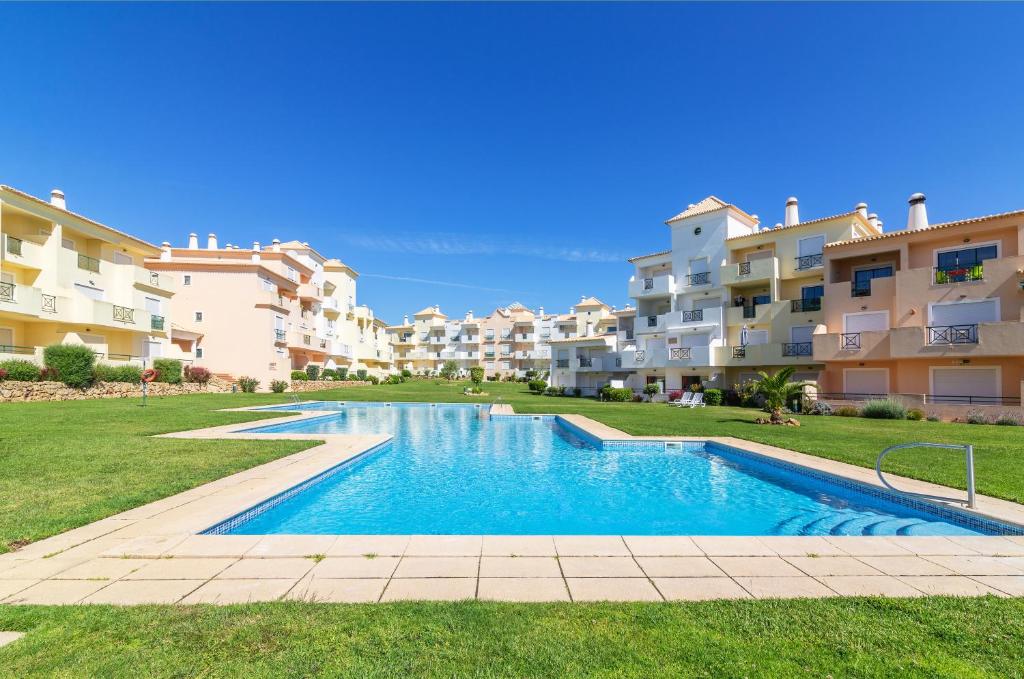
[[753, 366, 808, 424]]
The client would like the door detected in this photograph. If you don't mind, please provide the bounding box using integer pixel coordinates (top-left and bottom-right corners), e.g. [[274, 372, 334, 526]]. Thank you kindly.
[[790, 326, 815, 343], [746, 250, 773, 262], [144, 297, 161, 315], [802, 285, 824, 300], [844, 368, 889, 396], [746, 329, 769, 345], [931, 367, 999, 404], [844, 311, 889, 333], [798, 235, 825, 257], [0, 327, 12, 349], [929, 299, 998, 326], [852, 265, 893, 295]]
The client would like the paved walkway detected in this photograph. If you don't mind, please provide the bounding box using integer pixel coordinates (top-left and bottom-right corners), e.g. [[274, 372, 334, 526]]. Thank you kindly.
[[2, 402, 1022, 604]]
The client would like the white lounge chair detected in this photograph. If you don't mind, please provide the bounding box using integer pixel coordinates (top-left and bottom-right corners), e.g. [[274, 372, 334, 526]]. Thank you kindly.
[[687, 392, 705, 408], [670, 392, 695, 406]]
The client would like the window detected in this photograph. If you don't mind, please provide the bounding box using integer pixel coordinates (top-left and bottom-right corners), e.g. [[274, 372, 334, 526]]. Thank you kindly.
[[936, 244, 998, 270], [61, 238, 75, 250], [852, 265, 893, 295], [797, 235, 825, 257], [144, 297, 161, 315], [196, 347, 204, 359], [688, 257, 709, 274], [485, 329, 495, 340], [802, 285, 824, 300], [194, 311, 203, 322], [485, 361, 494, 370], [501, 361, 511, 370], [183, 275, 192, 286], [752, 294, 771, 306], [113, 252, 133, 266]]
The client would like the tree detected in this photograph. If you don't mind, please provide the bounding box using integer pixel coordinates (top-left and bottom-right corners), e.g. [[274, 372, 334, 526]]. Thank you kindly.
[[753, 366, 808, 424], [469, 366, 485, 385], [439, 360, 459, 381]]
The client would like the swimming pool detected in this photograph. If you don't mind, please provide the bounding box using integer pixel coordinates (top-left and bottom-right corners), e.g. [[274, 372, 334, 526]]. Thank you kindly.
[[207, 402, 1003, 537]]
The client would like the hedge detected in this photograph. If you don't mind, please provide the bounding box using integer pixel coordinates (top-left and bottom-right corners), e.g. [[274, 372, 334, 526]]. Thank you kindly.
[[43, 344, 96, 388]]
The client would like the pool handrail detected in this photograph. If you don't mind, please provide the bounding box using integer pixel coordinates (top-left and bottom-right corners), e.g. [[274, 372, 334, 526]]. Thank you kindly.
[[875, 442, 975, 509]]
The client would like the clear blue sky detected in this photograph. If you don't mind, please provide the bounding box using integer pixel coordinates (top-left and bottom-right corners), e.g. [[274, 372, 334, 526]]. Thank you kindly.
[[2, 2, 1022, 322]]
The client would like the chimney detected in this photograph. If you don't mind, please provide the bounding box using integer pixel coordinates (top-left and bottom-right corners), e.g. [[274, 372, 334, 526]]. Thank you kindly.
[[272, 238, 281, 252], [750, 215, 759, 232], [855, 202, 868, 219], [867, 213, 879, 229], [907, 193, 928, 230], [207, 233, 218, 250], [774, 222, 783, 229], [876, 217, 884, 230], [251, 241, 261, 263], [403, 314, 409, 325], [784, 197, 799, 226], [465, 311, 471, 321], [187, 233, 199, 249], [160, 242, 171, 262], [539, 306, 544, 316], [434, 305, 440, 313], [50, 189, 66, 210]]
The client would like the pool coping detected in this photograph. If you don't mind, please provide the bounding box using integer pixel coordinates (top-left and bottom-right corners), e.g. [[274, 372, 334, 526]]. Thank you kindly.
[[2, 400, 1023, 605]]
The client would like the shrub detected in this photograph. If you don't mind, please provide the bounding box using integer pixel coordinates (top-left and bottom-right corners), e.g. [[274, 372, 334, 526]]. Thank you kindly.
[[0, 368, 6, 381], [152, 358, 183, 385], [808, 400, 833, 416], [39, 366, 60, 381], [94, 363, 142, 383], [356, 369, 368, 381], [439, 360, 459, 380], [907, 408, 925, 421], [926, 414, 941, 422], [834, 405, 861, 417], [290, 370, 308, 381], [305, 364, 319, 381], [338, 367, 349, 380], [470, 366, 485, 385], [0, 360, 39, 382], [632, 394, 644, 402], [668, 390, 683, 402], [545, 385, 565, 396], [643, 383, 660, 400], [861, 399, 907, 420], [237, 376, 259, 393], [995, 412, 1022, 426], [270, 380, 288, 393], [524, 370, 538, 379], [384, 374, 403, 385], [184, 365, 211, 384], [321, 368, 337, 381], [528, 379, 547, 394], [367, 375, 380, 384], [964, 410, 989, 425], [401, 369, 412, 378], [572, 387, 582, 397], [604, 387, 633, 402], [703, 388, 723, 406], [43, 344, 95, 388]]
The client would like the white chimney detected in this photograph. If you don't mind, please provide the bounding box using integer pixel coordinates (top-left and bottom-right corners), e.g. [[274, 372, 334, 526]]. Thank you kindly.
[[539, 306, 544, 316], [160, 242, 171, 262], [50, 189, 66, 210], [774, 222, 783, 229], [434, 305, 440, 313], [784, 197, 799, 226], [403, 314, 409, 325], [876, 218, 884, 230], [187, 233, 199, 249], [907, 193, 928, 230], [465, 312, 471, 321], [272, 238, 281, 252], [856, 202, 868, 219], [252, 241, 261, 263], [207, 233, 218, 250], [867, 213, 879, 229]]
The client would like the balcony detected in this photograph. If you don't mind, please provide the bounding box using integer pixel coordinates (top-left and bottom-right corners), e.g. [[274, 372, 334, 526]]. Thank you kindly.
[[0, 344, 37, 359], [555, 359, 570, 369], [813, 330, 891, 362], [665, 306, 723, 330], [725, 301, 777, 326], [666, 345, 711, 366], [78, 253, 101, 274], [933, 264, 984, 285], [296, 283, 321, 301], [274, 329, 287, 343], [888, 322, 1024, 359], [321, 297, 341, 314], [926, 324, 978, 345], [628, 274, 674, 298], [619, 346, 666, 369], [790, 297, 822, 313], [720, 256, 776, 286], [150, 315, 165, 331], [71, 299, 151, 330], [782, 341, 813, 357], [718, 342, 818, 366], [135, 268, 175, 292], [637, 314, 666, 334], [683, 271, 712, 287], [794, 253, 823, 272], [3, 235, 44, 270]]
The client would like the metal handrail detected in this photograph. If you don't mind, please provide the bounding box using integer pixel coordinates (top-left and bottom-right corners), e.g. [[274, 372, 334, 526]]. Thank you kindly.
[[875, 442, 975, 509]]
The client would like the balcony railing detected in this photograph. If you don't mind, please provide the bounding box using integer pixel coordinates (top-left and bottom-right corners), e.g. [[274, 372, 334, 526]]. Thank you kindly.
[[150, 271, 161, 287], [634, 350, 646, 362], [840, 332, 861, 350], [0, 282, 14, 303], [686, 271, 711, 286], [578, 357, 593, 367], [795, 253, 823, 270], [41, 294, 56, 314], [791, 297, 822, 313], [78, 254, 101, 273], [934, 264, 984, 285], [556, 359, 569, 368], [782, 342, 813, 356], [151, 315, 165, 331], [669, 347, 691, 360], [0, 344, 34, 355], [927, 324, 978, 345], [738, 261, 751, 276], [6, 236, 22, 256], [732, 346, 746, 358], [742, 305, 757, 319], [275, 329, 286, 342], [679, 309, 703, 323], [303, 334, 312, 345], [646, 315, 659, 327], [851, 285, 872, 297], [643, 277, 655, 290], [107, 353, 141, 362], [112, 305, 134, 324], [614, 357, 622, 368]]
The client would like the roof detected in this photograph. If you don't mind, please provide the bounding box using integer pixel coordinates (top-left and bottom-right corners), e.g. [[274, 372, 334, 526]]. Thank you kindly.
[[627, 249, 672, 263], [413, 306, 447, 318], [324, 258, 359, 277], [277, 240, 330, 263], [665, 195, 758, 226], [0, 185, 162, 253], [726, 210, 876, 242], [575, 296, 610, 309], [170, 322, 203, 339], [826, 208, 1024, 249], [547, 333, 615, 345]]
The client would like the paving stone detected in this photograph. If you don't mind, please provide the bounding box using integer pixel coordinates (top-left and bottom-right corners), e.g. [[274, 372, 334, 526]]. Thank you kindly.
[[380, 578, 477, 601], [310, 557, 400, 579], [923, 555, 1024, 576], [654, 577, 751, 601], [328, 535, 410, 557], [0, 632, 25, 648], [622, 536, 702, 557], [82, 579, 204, 605], [477, 578, 570, 602], [122, 558, 238, 580], [784, 556, 882, 577], [899, 576, 1000, 596], [559, 557, 644, 578], [816, 576, 923, 597], [392, 557, 479, 578], [166, 535, 263, 558], [247, 535, 338, 557], [53, 559, 154, 581], [216, 558, 316, 580], [404, 535, 482, 557], [553, 536, 630, 557], [711, 557, 803, 577], [733, 576, 835, 599], [691, 537, 776, 557], [634, 557, 724, 578], [479, 557, 562, 578], [481, 536, 557, 557], [181, 579, 297, 604], [972, 576, 1024, 596], [4, 580, 109, 605], [287, 578, 388, 603], [758, 536, 848, 557], [857, 556, 954, 576], [825, 537, 912, 556], [566, 578, 662, 602]]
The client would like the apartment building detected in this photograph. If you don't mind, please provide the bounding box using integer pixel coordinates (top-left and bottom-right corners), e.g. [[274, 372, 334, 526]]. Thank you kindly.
[[813, 195, 1024, 406], [0, 186, 176, 366], [548, 298, 636, 394], [146, 235, 392, 387]]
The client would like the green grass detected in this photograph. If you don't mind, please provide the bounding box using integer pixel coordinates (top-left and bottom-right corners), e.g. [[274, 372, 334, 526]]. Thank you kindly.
[[1, 598, 1023, 677]]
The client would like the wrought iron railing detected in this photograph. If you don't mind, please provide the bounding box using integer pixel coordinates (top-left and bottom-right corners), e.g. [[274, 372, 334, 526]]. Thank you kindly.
[[78, 253, 101, 273], [303, 334, 311, 345], [738, 261, 751, 276], [614, 357, 622, 368], [578, 357, 593, 367], [150, 271, 161, 286], [840, 332, 861, 350], [556, 359, 569, 368], [41, 294, 56, 314], [927, 324, 978, 345], [791, 297, 822, 313], [646, 315, 659, 327], [0, 282, 14, 303], [732, 346, 746, 358], [112, 305, 134, 324], [934, 264, 984, 285], [643, 277, 654, 290], [151, 315, 165, 331], [669, 347, 691, 360], [0, 344, 34, 355], [851, 285, 872, 297], [320, 339, 328, 349], [686, 271, 711, 286], [275, 329, 286, 341], [6, 236, 23, 256], [742, 305, 757, 319], [795, 253, 823, 270], [680, 309, 703, 322], [782, 342, 813, 356], [634, 350, 646, 363]]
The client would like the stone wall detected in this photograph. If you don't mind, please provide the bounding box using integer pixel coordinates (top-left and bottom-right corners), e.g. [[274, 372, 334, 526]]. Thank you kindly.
[[0, 380, 233, 402], [815, 393, 1023, 422], [288, 380, 373, 393]]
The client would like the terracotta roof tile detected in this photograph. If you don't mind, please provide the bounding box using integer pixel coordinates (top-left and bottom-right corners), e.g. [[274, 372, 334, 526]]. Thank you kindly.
[[826, 208, 1024, 248]]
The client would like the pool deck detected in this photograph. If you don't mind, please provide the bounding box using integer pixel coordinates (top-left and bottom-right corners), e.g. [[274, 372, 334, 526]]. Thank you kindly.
[[2, 401, 1024, 604]]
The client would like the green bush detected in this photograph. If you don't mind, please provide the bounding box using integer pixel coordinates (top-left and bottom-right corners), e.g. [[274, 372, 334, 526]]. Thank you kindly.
[[643, 383, 660, 400], [291, 370, 308, 381], [808, 401, 833, 416], [384, 374, 403, 385], [834, 405, 861, 417], [401, 369, 412, 378], [94, 363, 142, 383], [861, 399, 907, 420], [600, 386, 632, 402], [152, 358, 182, 385], [0, 359, 41, 382], [43, 344, 96, 388], [703, 388, 723, 406], [995, 413, 1021, 426], [184, 366, 211, 384], [306, 364, 320, 381], [237, 376, 259, 393], [545, 385, 565, 396], [964, 410, 988, 425], [321, 368, 337, 380], [338, 367, 349, 380], [367, 375, 380, 384], [527, 379, 547, 394], [907, 408, 925, 421], [470, 366, 484, 385], [270, 380, 288, 393], [356, 369, 367, 381], [571, 387, 582, 397]]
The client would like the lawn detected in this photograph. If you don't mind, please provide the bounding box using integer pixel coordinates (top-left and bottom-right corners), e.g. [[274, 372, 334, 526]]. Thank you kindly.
[[0, 598, 1023, 677]]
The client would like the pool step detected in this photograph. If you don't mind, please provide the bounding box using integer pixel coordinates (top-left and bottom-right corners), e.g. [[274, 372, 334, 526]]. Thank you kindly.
[[774, 511, 942, 537]]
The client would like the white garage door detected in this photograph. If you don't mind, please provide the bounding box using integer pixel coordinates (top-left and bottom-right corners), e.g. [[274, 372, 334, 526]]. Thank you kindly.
[[931, 368, 999, 404], [844, 369, 888, 397], [930, 299, 998, 326], [844, 311, 889, 333]]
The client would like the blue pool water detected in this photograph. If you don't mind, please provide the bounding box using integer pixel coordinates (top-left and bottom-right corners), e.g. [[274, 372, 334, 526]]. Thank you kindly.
[[216, 402, 995, 536]]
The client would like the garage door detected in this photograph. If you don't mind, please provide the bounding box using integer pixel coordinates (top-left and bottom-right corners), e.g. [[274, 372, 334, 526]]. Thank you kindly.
[[929, 299, 998, 326], [844, 311, 888, 333], [931, 368, 999, 404], [844, 369, 888, 397]]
